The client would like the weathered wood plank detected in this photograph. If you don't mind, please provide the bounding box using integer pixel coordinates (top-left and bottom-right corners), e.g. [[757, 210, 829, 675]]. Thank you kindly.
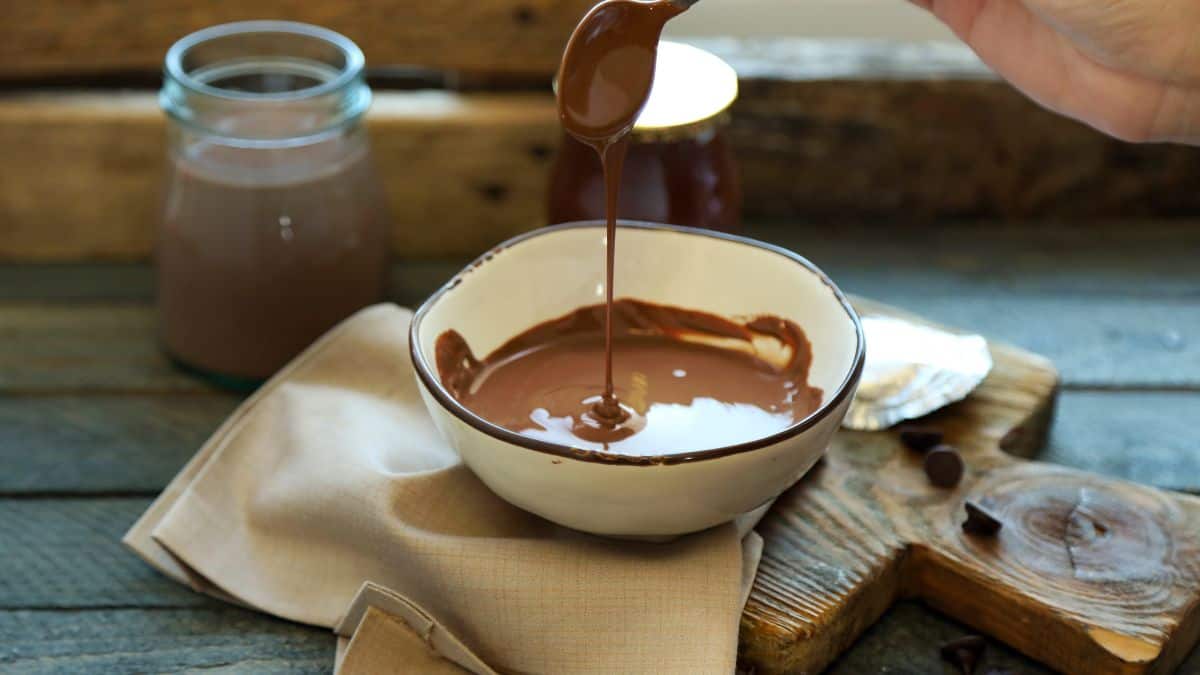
[[0, 0, 592, 79], [718, 58, 1200, 222], [0, 602, 1047, 675], [696, 39, 1200, 221], [5, 41, 1200, 262], [4, 222, 1200, 393], [3, 290, 1196, 392], [1044, 392, 1200, 493], [0, 394, 240, 493], [4, 221, 1200, 302], [0, 607, 332, 674], [3, 603, 1196, 674], [2, 385, 1197, 611], [0, 304, 211, 393], [0, 260, 460, 304], [2, 391, 1197, 495], [0, 265, 156, 302], [860, 295, 1200, 390], [0, 498, 208, 609], [762, 221, 1200, 301]]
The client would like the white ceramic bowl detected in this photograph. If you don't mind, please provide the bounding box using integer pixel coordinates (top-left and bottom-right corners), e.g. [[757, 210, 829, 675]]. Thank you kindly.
[[411, 222, 864, 538]]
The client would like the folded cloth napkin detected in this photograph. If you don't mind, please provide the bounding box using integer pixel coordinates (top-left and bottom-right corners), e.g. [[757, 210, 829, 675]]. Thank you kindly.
[[125, 304, 765, 674]]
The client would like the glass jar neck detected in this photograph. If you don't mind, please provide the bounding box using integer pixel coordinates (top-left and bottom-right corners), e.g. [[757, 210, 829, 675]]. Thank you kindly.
[[161, 21, 371, 147]]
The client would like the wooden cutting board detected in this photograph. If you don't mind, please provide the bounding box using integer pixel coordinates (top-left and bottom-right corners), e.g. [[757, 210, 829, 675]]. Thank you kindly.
[[739, 297, 1200, 675]]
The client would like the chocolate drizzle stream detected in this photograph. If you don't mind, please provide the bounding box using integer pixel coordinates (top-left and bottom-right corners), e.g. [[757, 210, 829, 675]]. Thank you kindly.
[[596, 137, 629, 425], [555, 0, 688, 430]]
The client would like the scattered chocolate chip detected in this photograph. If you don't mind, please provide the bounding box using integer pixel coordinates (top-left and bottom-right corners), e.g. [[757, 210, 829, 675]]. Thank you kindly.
[[899, 425, 943, 452], [940, 635, 987, 674], [528, 143, 553, 161], [962, 501, 1003, 536], [923, 444, 964, 487]]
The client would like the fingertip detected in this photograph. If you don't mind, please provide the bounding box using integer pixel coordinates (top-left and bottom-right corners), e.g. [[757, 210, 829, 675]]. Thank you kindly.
[[925, 0, 990, 41]]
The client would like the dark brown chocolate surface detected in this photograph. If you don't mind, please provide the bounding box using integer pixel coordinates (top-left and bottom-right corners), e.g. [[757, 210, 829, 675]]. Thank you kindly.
[[435, 299, 823, 454]]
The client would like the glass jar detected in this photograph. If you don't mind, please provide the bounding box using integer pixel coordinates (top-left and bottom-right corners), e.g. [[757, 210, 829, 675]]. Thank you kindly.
[[157, 21, 390, 386], [547, 41, 742, 232]]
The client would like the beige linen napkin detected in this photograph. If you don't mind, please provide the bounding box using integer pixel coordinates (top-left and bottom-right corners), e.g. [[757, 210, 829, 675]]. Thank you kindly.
[[125, 304, 765, 674]]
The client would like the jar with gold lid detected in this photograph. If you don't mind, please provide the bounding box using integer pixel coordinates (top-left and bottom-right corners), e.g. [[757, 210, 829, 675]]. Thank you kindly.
[[547, 41, 742, 232]]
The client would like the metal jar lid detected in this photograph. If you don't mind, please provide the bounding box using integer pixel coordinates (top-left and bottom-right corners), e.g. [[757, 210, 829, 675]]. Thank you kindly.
[[632, 41, 738, 142]]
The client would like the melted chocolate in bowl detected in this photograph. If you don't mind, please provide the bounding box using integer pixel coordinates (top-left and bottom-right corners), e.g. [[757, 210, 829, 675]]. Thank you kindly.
[[436, 299, 824, 455]]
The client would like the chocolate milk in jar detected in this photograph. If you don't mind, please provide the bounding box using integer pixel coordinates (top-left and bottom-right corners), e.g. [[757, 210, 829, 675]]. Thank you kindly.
[[157, 21, 390, 385]]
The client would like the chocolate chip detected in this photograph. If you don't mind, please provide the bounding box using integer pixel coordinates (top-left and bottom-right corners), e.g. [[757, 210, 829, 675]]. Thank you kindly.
[[899, 425, 943, 452], [940, 635, 987, 674], [923, 445, 964, 488], [962, 501, 1003, 536]]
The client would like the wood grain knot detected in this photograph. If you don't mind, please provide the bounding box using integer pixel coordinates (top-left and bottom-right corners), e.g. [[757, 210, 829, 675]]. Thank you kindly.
[[974, 473, 1177, 585], [936, 461, 1200, 648], [958, 466, 1200, 639]]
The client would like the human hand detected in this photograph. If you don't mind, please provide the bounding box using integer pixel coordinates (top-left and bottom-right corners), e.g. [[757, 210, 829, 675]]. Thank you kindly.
[[913, 0, 1200, 144]]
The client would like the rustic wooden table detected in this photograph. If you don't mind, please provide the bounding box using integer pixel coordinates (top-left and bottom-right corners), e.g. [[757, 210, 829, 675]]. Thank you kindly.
[[2, 221, 1199, 674]]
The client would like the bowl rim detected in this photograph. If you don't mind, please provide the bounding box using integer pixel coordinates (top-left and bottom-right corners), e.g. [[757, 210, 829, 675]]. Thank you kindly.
[[409, 220, 866, 466]]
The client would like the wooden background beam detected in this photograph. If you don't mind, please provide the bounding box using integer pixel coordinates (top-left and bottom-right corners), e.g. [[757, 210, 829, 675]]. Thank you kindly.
[[0, 91, 559, 261], [0, 0, 593, 79], [2, 41, 1199, 261]]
